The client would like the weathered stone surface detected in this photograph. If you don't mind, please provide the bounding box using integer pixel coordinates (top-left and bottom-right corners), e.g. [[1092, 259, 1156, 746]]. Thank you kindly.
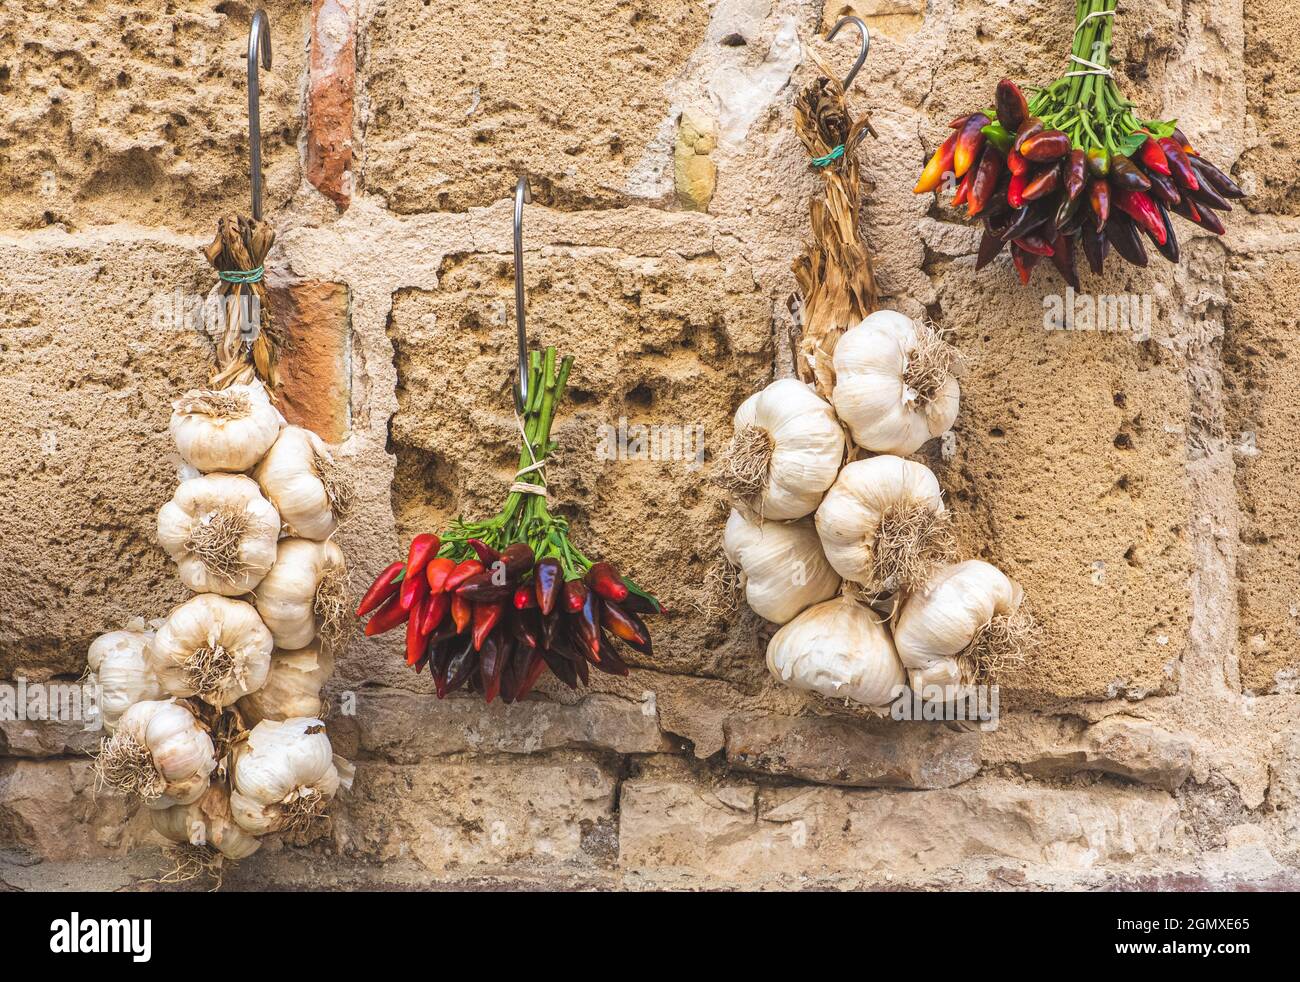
[[364, 0, 709, 212], [268, 280, 351, 443], [620, 766, 1179, 879], [822, 1, 926, 40], [674, 109, 718, 212], [0, 1, 308, 232], [1020, 716, 1194, 792], [306, 0, 355, 209], [332, 758, 619, 871], [724, 714, 980, 789], [0, 232, 210, 679], [1225, 253, 1300, 694], [0, 759, 149, 861], [1242, 1, 1300, 215], [345, 689, 672, 761], [0, 715, 101, 758], [386, 241, 771, 682]]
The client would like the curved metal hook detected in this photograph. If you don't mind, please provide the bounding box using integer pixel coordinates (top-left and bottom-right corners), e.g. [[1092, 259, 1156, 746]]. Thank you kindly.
[[512, 175, 533, 413], [247, 10, 272, 220], [826, 16, 869, 92]]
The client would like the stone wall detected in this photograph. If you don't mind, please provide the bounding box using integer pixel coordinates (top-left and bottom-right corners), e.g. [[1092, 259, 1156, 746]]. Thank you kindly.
[[2, 0, 1298, 890]]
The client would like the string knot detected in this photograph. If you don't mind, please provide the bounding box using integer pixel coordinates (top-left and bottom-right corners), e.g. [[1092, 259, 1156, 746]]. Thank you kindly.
[[811, 144, 846, 168], [218, 266, 265, 284]]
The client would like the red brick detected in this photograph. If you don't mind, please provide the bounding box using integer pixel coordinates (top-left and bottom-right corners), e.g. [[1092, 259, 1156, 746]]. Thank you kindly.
[[269, 281, 351, 443], [306, 0, 357, 209]]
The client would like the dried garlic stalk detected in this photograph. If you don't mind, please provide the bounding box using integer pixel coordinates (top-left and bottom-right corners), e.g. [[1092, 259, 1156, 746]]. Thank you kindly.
[[202, 213, 283, 390]]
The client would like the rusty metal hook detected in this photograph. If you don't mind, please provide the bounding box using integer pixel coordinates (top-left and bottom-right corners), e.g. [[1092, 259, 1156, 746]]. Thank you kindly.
[[826, 15, 869, 92], [512, 175, 533, 412], [247, 10, 272, 220]]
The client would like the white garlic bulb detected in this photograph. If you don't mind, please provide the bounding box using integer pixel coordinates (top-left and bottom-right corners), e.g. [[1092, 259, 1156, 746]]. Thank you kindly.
[[237, 643, 334, 725], [94, 699, 216, 809], [832, 310, 960, 456], [254, 426, 348, 541], [719, 378, 844, 521], [815, 455, 949, 594], [722, 508, 841, 624], [229, 717, 343, 837], [894, 560, 1031, 691], [253, 538, 348, 651], [156, 474, 281, 595], [765, 595, 905, 708], [87, 627, 164, 731], [147, 595, 273, 709], [151, 785, 262, 861], [170, 380, 282, 474]]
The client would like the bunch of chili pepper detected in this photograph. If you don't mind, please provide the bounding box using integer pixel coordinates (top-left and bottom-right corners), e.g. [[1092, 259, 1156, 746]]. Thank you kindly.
[[914, 0, 1244, 285], [354, 346, 662, 703]]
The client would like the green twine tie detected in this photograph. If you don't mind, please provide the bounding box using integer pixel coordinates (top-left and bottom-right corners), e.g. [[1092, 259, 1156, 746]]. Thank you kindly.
[[218, 266, 264, 284], [811, 145, 845, 168]]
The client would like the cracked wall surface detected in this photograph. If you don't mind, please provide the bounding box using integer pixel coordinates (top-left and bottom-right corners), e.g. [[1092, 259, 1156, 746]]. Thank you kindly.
[[2, 0, 1299, 891]]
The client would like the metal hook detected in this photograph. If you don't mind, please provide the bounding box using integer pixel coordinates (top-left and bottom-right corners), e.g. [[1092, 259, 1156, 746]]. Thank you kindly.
[[512, 175, 533, 413], [826, 16, 869, 92], [247, 10, 272, 221]]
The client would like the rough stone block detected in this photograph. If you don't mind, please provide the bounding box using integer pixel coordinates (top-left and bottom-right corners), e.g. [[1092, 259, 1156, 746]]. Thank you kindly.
[[268, 280, 351, 443], [0, 759, 149, 861], [333, 758, 619, 871], [724, 714, 980, 789], [1242, 2, 1300, 214], [364, 0, 709, 212], [1225, 254, 1300, 694], [0, 1, 308, 232], [0, 234, 212, 679], [619, 767, 1178, 879], [1020, 716, 1194, 791]]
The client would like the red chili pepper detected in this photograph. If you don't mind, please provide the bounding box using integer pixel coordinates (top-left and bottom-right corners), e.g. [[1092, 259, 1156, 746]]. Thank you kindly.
[[1007, 171, 1028, 209], [406, 594, 433, 666], [619, 591, 663, 617], [454, 571, 515, 602], [585, 562, 629, 602], [952, 168, 974, 207], [364, 593, 410, 637], [914, 131, 959, 194], [975, 229, 1006, 270], [577, 589, 603, 662], [1089, 179, 1110, 230], [562, 578, 588, 614], [451, 592, 472, 634], [1064, 149, 1087, 202], [602, 600, 648, 646], [1011, 233, 1054, 257], [1139, 137, 1171, 177], [478, 633, 508, 703], [405, 533, 440, 579], [466, 539, 500, 565], [398, 568, 429, 614], [953, 113, 990, 178], [1019, 130, 1070, 163], [1013, 118, 1042, 154], [424, 557, 456, 594], [533, 557, 562, 615], [472, 600, 505, 651], [1006, 145, 1029, 176], [1107, 154, 1151, 192], [418, 591, 450, 636], [444, 559, 484, 592], [995, 79, 1029, 132], [1081, 222, 1109, 276], [1010, 243, 1039, 285], [1021, 165, 1060, 202], [356, 561, 403, 617], [967, 144, 1004, 217], [1112, 187, 1166, 245], [514, 582, 537, 609], [1047, 230, 1079, 289], [1086, 146, 1110, 177], [1157, 138, 1199, 192], [514, 648, 547, 701]]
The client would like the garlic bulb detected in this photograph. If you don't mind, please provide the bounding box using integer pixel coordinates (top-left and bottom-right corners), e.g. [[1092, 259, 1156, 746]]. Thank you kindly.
[[237, 643, 334, 725], [147, 595, 273, 709], [722, 508, 841, 624], [254, 426, 349, 540], [87, 627, 164, 731], [894, 560, 1034, 690], [253, 538, 348, 651], [718, 378, 844, 521], [815, 455, 951, 594], [151, 785, 262, 861], [170, 380, 282, 474], [832, 310, 960, 456], [765, 595, 905, 708], [229, 717, 343, 837], [94, 699, 215, 809], [156, 474, 281, 595]]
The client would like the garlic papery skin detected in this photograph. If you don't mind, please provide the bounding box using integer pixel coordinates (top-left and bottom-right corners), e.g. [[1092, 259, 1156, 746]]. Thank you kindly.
[[147, 595, 273, 709], [894, 560, 1032, 691], [718, 378, 845, 521], [157, 474, 281, 595], [237, 643, 334, 725], [170, 380, 282, 474], [831, 310, 960, 456], [87, 628, 163, 731], [722, 508, 841, 624], [815, 455, 951, 594], [151, 786, 262, 861], [254, 426, 348, 541], [253, 538, 349, 651], [765, 595, 905, 709], [95, 699, 216, 809], [229, 717, 341, 837]]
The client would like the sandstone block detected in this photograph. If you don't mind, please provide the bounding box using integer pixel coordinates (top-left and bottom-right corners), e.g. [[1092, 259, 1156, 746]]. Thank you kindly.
[[674, 109, 718, 212], [0, 759, 149, 861], [1242, 2, 1300, 214], [1020, 716, 1194, 791]]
